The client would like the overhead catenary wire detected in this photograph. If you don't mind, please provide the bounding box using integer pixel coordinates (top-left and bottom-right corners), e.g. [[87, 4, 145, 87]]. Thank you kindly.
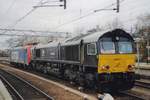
[[0, 28, 65, 33], [41, 0, 62, 4], [0, 31, 63, 37], [0, 28, 66, 37], [9, 0, 44, 27], [0, 0, 44, 35], [1, 0, 124, 35], [33, 0, 66, 9], [0, 33, 57, 37], [94, 0, 125, 12], [4, 0, 17, 14], [0, 0, 68, 36], [53, 0, 125, 30]]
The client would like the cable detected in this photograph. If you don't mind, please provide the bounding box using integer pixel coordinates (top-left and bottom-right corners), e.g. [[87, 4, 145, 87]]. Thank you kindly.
[[0, 28, 66, 37], [94, 0, 125, 12], [0, 0, 44, 35], [4, 0, 16, 14], [0, 33, 50, 37], [53, 0, 125, 30], [11, 0, 44, 27], [0, 28, 65, 34]]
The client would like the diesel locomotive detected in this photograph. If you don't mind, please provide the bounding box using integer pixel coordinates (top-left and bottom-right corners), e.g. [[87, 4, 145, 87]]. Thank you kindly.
[[10, 29, 137, 92]]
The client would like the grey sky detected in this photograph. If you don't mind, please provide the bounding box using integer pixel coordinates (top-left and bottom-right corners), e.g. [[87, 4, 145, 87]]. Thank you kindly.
[[0, 0, 150, 49]]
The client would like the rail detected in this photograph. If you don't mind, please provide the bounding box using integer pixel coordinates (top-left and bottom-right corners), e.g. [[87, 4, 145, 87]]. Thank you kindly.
[[135, 80, 150, 89], [119, 91, 147, 100], [0, 69, 54, 100], [0, 75, 24, 100]]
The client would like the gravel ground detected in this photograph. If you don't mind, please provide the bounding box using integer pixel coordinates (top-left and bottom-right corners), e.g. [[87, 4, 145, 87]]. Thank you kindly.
[[0, 64, 97, 100]]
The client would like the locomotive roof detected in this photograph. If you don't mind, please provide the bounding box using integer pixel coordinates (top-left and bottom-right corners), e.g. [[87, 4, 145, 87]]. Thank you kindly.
[[10, 45, 32, 50], [35, 41, 60, 49], [61, 29, 132, 46], [61, 29, 110, 46]]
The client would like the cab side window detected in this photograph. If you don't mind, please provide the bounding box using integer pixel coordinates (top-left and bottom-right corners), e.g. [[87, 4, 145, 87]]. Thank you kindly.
[[41, 49, 45, 57], [87, 43, 97, 55], [36, 49, 40, 57]]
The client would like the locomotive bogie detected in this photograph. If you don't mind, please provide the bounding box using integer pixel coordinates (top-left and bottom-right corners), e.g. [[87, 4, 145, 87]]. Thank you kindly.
[[97, 72, 135, 91]]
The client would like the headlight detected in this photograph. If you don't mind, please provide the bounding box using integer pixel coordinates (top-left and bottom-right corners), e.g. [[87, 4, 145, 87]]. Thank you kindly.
[[128, 65, 134, 70], [101, 65, 110, 70]]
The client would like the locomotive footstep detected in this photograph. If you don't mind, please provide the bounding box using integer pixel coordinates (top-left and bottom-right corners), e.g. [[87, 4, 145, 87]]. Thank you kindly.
[[97, 93, 114, 100], [70, 81, 75, 85], [83, 95, 88, 100], [78, 86, 84, 91]]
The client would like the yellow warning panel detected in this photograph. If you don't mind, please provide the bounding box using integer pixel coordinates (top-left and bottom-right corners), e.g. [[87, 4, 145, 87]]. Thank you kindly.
[[98, 54, 136, 73]]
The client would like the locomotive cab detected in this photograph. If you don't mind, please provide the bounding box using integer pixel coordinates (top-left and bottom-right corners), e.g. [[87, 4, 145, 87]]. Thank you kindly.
[[97, 29, 136, 91]]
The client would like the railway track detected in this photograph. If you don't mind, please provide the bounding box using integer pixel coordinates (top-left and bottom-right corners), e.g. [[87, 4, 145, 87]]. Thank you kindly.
[[135, 67, 150, 79], [140, 74, 150, 80], [0, 63, 98, 100], [0, 75, 23, 100], [119, 90, 149, 100], [0, 69, 54, 100], [0, 62, 150, 100], [135, 80, 150, 89]]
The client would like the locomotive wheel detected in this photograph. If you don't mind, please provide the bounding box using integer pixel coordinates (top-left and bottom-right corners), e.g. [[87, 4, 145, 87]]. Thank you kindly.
[[85, 73, 95, 89], [76, 72, 85, 87], [43, 66, 48, 74]]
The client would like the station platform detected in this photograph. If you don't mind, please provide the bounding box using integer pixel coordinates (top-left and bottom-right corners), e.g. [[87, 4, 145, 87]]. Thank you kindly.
[[136, 63, 150, 69], [0, 79, 12, 100]]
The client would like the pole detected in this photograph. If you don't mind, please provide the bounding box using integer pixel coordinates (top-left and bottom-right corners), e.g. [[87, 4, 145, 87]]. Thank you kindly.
[[136, 38, 140, 73], [147, 38, 150, 64], [64, 0, 66, 9], [116, 0, 120, 13]]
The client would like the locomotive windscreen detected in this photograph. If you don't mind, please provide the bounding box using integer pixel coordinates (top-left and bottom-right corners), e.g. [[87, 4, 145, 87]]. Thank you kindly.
[[118, 37, 133, 53], [100, 37, 115, 54], [99, 31, 134, 54]]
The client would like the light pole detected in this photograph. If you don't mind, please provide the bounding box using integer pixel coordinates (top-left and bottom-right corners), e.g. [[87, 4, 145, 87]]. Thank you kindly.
[[147, 38, 150, 64], [135, 38, 141, 72]]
